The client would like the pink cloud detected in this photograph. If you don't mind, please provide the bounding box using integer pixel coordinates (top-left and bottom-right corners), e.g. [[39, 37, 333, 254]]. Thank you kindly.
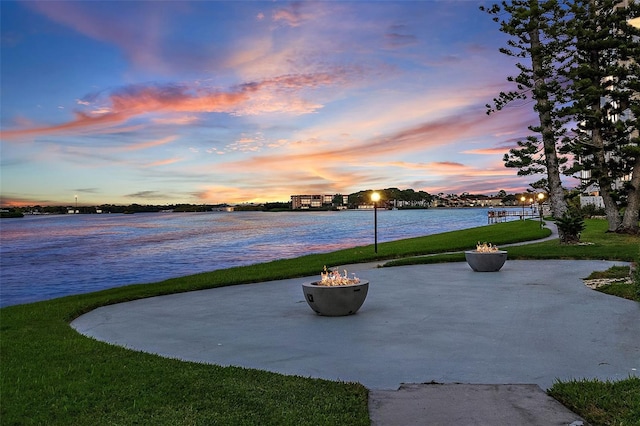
[[427, 175, 532, 195], [272, 3, 307, 27], [462, 147, 511, 155], [195, 166, 375, 204], [0, 110, 130, 140], [122, 136, 177, 152], [384, 24, 418, 49], [1, 71, 348, 140], [215, 111, 504, 177], [151, 116, 199, 125], [196, 102, 542, 200], [0, 194, 57, 207], [107, 84, 249, 114], [143, 157, 183, 168], [376, 161, 467, 173]]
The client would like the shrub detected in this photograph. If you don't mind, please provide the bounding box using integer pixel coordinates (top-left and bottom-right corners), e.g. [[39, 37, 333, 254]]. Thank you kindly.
[[555, 213, 586, 244], [580, 203, 605, 218]]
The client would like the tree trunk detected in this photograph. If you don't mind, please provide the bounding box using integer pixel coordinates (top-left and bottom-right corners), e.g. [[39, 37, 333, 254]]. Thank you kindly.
[[599, 183, 622, 232], [591, 128, 622, 231], [619, 156, 640, 234], [597, 179, 622, 232], [545, 134, 569, 218], [529, 22, 568, 219]]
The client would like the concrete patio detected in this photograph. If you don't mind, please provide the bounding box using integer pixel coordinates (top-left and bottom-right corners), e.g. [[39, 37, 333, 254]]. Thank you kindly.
[[72, 259, 639, 424]]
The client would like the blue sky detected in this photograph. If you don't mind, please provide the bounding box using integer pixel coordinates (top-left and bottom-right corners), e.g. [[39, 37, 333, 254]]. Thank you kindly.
[[1, 0, 545, 206]]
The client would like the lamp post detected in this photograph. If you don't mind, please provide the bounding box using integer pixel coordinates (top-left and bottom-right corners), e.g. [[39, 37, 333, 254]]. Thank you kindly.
[[537, 193, 545, 227], [520, 195, 526, 220], [371, 192, 380, 253], [75, 195, 78, 214]]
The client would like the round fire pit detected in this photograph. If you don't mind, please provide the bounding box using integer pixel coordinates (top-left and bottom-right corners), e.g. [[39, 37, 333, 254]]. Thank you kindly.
[[302, 280, 369, 316], [464, 250, 508, 272]]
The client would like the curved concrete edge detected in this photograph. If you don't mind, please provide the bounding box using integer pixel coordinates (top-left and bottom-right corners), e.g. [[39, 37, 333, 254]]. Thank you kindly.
[[369, 383, 586, 426], [503, 220, 559, 246], [338, 221, 559, 272]]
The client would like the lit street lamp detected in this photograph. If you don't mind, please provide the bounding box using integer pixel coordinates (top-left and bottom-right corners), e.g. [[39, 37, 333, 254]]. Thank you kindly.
[[371, 192, 380, 253], [520, 195, 526, 219], [537, 193, 545, 227]]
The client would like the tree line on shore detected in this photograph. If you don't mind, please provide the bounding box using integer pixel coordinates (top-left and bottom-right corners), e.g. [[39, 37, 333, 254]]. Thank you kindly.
[[1, 203, 231, 216], [1, 187, 608, 217], [0, 188, 509, 216]]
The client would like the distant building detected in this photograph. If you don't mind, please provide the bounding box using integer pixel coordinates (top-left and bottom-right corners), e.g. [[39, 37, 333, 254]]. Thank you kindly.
[[291, 195, 321, 209], [580, 194, 605, 209], [291, 194, 348, 209], [432, 194, 505, 208], [459, 194, 505, 207]]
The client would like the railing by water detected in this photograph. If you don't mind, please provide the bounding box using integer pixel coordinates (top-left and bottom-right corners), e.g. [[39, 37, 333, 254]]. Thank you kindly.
[[488, 209, 539, 223]]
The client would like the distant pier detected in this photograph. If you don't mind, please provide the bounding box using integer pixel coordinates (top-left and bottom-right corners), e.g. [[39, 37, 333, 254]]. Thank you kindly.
[[488, 209, 538, 224]]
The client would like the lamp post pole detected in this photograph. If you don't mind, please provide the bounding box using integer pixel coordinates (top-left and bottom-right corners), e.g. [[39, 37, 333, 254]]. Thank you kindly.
[[537, 193, 545, 227], [520, 196, 526, 220], [371, 192, 380, 253]]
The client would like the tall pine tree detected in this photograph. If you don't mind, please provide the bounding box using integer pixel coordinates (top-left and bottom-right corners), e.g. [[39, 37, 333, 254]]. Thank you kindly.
[[482, 0, 571, 219], [563, 0, 640, 234]]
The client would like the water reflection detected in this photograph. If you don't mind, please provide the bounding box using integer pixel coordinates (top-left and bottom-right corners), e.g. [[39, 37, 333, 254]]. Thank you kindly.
[[0, 208, 521, 307]]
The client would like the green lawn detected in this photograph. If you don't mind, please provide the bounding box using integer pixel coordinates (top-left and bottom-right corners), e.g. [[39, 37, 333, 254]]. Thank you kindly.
[[1, 219, 638, 425], [385, 218, 639, 266]]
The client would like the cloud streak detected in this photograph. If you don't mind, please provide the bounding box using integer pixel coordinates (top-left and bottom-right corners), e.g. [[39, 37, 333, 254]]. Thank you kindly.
[[1, 69, 360, 141], [218, 107, 512, 172]]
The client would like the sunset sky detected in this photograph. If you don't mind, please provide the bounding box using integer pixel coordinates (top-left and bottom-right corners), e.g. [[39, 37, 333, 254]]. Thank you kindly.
[[1, 0, 552, 206]]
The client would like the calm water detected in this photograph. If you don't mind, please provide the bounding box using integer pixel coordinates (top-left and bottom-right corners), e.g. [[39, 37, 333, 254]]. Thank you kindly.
[[0, 208, 520, 307]]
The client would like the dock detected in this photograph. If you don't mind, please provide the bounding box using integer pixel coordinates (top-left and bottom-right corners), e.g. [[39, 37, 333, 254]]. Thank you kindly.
[[488, 209, 539, 224]]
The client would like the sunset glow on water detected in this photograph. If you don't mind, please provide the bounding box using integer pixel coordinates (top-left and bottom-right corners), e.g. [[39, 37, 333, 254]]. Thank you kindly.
[[0, 209, 522, 307]]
